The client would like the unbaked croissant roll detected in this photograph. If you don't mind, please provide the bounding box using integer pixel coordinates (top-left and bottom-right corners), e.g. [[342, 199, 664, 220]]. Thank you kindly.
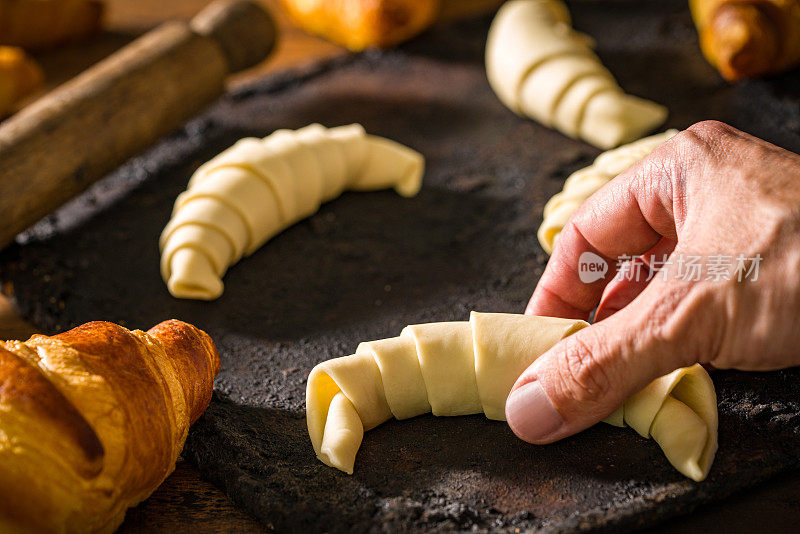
[[160, 123, 425, 301], [538, 129, 678, 254], [485, 0, 668, 149], [603, 365, 718, 483], [690, 0, 800, 81], [0, 319, 220, 533], [307, 312, 718, 481]]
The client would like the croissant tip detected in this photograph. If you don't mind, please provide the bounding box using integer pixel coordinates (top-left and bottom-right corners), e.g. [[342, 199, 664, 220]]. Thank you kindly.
[[153, 318, 196, 331], [148, 319, 217, 353], [704, 3, 781, 81], [149, 319, 217, 353]]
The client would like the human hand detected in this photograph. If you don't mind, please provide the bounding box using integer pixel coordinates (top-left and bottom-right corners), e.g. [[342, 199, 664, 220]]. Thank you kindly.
[[506, 121, 800, 444]]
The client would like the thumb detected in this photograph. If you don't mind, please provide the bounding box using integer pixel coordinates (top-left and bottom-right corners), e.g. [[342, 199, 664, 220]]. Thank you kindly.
[[505, 281, 702, 444]]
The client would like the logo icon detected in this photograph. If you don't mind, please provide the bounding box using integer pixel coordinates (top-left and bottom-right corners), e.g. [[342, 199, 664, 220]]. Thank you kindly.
[[578, 251, 608, 283]]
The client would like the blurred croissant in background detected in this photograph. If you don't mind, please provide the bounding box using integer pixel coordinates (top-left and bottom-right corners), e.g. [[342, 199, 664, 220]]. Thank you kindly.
[[691, 0, 800, 80], [0, 0, 106, 117], [0, 46, 42, 117], [0, 0, 105, 50], [280, 0, 504, 51]]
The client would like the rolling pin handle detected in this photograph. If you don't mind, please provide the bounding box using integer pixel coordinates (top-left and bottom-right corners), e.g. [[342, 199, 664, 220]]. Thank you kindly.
[[191, 0, 278, 73], [0, 0, 279, 250]]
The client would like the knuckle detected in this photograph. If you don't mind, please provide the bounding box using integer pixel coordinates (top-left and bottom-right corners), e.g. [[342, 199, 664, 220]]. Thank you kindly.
[[628, 156, 682, 210], [672, 121, 739, 164], [670, 128, 714, 162], [651, 122, 741, 207], [555, 218, 581, 248], [686, 120, 736, 141], [552, 332, 613, 404], [628, 132, 707, 209]]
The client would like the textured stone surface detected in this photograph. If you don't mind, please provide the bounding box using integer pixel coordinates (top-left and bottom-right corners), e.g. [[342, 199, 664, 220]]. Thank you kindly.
[[2, 1, 800, 532]]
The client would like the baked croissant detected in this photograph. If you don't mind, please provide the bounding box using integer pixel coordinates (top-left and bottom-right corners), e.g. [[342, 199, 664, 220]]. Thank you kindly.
[[538, 129, 678, 254], [690, 0, 800, 81], [0, 0, 105, 50], [160, 123, 425, 301], [0, 46, 43, 117], [485, 0, 668, 149], [0, 319, 220, 533], [279, 0, 439, 51], [307, 312, 718, 481]]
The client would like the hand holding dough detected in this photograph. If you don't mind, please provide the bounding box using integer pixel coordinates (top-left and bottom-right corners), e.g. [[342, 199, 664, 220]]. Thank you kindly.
[[160, 124, 425, 300], [486, 0, 668, 149], [538, 129, 678, 254], [306, 312, 718, 481]]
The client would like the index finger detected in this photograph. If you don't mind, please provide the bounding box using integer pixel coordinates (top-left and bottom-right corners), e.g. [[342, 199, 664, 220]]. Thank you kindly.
[[527, 133, 690, 319]]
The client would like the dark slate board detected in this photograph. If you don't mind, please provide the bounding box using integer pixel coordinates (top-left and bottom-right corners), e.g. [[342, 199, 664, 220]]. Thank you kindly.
[[3, 1, 800, 532]]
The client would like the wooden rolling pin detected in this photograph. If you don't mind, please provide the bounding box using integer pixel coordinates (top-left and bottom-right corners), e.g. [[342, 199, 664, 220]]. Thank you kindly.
[[0, 0, 276, 249]]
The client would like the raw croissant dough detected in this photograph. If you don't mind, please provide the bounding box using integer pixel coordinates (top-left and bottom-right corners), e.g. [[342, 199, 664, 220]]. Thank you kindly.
[[538, 129, 678, 254], [307, 312, 718, 481], [485, 0, 668, 149], [160, 124, 424, 300]]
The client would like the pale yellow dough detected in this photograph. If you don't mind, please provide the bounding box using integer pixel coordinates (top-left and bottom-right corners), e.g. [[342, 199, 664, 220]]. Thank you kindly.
[[603, 365, 718, 482], [306, 312, 718, 481], [485, 0, 668, 149], [160, 124, 425, 300], [538, 129, 678, 254]]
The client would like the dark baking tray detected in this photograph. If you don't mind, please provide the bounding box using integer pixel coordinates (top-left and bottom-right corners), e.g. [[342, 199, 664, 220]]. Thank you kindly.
[[2, 1, 800, 532]]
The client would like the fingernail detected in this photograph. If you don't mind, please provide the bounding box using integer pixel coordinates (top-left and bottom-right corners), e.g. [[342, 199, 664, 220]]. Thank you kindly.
[[505, 381, 564, 442]]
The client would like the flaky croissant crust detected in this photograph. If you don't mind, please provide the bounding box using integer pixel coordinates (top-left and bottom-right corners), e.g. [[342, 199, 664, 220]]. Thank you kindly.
[[0, 319, 220, 533]]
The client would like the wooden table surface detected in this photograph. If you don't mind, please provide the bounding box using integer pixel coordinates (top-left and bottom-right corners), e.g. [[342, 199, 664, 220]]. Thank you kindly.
[[2, 1, 798, 532]]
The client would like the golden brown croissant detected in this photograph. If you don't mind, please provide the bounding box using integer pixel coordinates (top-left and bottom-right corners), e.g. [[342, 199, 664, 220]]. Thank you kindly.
[[0, 0, 105, 50], [279, 0, 440, 51], [0, 319, 220, 533], [280, 0, 504, 51], [0, 45, 43, 117], [690, 0, 800, 80]]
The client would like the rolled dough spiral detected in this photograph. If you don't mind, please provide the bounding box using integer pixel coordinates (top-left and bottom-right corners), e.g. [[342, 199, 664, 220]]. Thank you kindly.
[[486, 0, 668, 149], [603, 364, 718, 483], [538, 129, 678, 254], [159, 124, 425, 300], [306, 312, 718, 481]]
